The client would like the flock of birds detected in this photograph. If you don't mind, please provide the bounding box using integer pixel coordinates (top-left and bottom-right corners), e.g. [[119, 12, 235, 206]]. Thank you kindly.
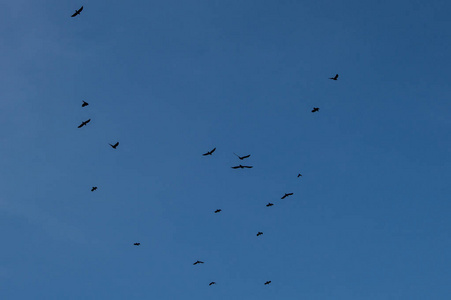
[[71, 5, 340, 287]]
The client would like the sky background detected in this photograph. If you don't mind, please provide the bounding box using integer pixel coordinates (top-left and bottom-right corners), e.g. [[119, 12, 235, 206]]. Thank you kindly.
[[1, 0, 450, 299]]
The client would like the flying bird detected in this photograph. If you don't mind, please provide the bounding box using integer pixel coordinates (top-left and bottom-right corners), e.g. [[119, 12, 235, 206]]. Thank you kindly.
[[82, 101, 89, 107], [78, 119, 91, 128], [134, 243, 140, 246], [109, 142, 119, 149], [311, 107, 319, 113], [91, 187, 97, 192], [231, 165, 253, 169], [256, 232, 263, 236], [266, 203, 274, 207], [214, 209, 222, 213], [297, 173, 302, 178], [329, 74, 339, 80], [234, 153, 251, 160], [203, 148, 216, 156], [264, 281, 272, 285], [193, 260, 204, 265], [281, 193, 293, 199], [71, 6, 84, 17], [209, 282, 216, 286]]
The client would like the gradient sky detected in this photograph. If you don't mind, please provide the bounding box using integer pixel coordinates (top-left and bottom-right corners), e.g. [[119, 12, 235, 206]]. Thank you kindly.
[[1, 1, 450, 299]]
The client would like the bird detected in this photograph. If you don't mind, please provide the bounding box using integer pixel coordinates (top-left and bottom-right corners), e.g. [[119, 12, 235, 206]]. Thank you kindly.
[[233, 153, 251, 160], [71, 6, 84, 17], [266, 203, 274, 207], [281, 193, 293, 199], [82, 101, 89, 107], [329, 74, 339, 80], [91, 187, 97, 192], [109, 142, 119, 149], [297, 173, 302, 178], [134, 243, 140, 246], [214, 209, 222, 213], [193, 260, 204, 265], [311, 107, 319, 113], [257, 232, 263, 236], [78, 119, 91, 128], [209, 282, 216, 286], [203, 148, 216, 156], [264, 281, 271, 285], [231, 165, 253, 169]]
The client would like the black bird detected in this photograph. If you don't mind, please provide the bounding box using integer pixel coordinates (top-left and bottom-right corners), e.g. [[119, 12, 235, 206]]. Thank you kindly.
[[91, 187, 97, 192], [231, 165, 253, 169], [134, 243, 140, 246], [281, 193, 293, 199], [234, 153, 251, 160], [203, 148, 216, 156], [266, 203, 274, 207], [78, 119, 91, 128], [214, 209, 221, 213], [264, 281, 271, 285], [71, 6, 84, 17], [109, 142, 119, 149], [256, 232, 263, 236], [329, 74, 339, 80], [193, 260, 204, 265], [311, 107, 319, 113], [297, 173, 302, 178], [209, 282, 216, 286], [82, 101, 89, 107]]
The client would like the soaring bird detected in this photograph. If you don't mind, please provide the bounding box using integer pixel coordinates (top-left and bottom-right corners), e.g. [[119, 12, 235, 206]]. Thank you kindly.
[[109, 142, 119, 149], [231, 165, 253, 169], [256, 232, 263, 236], [311, 107, 319, 113], [214, 209, 222, 213], [281, 193, 293, 199], [134, 243, 140, 246], [193, 260, 204, 265], [82, 101, 89, 107], [203, 148, 216, 156], [329, 74, 339, 80], [297, 173, 302, 178], [71, 6, 84, 17], [266, 203, 274, 207], [91, 187, 97, 192], [264, 281, 271, 285], [234, 153, 251, 160], [209, 282, 216, 286], [78, 119, 91, 128]]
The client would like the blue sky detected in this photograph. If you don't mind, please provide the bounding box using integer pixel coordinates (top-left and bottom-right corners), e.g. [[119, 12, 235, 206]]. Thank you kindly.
[[1, 0, 450, 299]]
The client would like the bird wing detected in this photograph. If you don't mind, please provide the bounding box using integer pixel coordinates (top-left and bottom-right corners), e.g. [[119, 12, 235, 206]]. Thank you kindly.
[[288, 193, 293, 196], [114, 142, 119, 147], [210, 148, 216, 154], [78, 6, 84, 13], [335, 74, 339, 79], [243, 166, 253, 168], [86, 119, 91, 124], [281, 195, 287, 199], [242, 155, 250, 159], [231, 166, 240, 169], [71, 12, 78, 17]]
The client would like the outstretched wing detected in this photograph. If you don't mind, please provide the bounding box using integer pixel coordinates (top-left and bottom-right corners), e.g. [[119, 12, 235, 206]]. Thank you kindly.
[[288, 193, 293, 196], [243, 165, 253, 168], [78, 6, 84, 13], [241, 154, 250, 159], [334, 74, 339, 79], [114, 142, 119, 147], [210, 148, 216, 154], [231, 166, 240, 169], [71, 11, 78, 17], [281, 195, 287, 199]]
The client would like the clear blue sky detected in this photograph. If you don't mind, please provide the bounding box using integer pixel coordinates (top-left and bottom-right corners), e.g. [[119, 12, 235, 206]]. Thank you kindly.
[[1, 1, 450, 299]]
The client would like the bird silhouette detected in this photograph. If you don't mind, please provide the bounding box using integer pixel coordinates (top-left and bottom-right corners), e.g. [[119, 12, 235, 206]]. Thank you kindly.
[[78, 119, 91, 128], [256, 232, 263, 236], [281, 193, 293, 199], [202, 148, 216, 156], [266, 203, 274, 207], [329, 74, 339, 80], [82, 101, 89, 107], [71, 6, 84, 17], [264, 281, 271, 285], [193, 260, 204, 265], [311, 107, 319, 113], [134, 243, 140, 246], [297, 173, 302, 178], [209, 282, 216, 286], [214, 209, 221, 213], [231, 165, 253, 169], [109, 142, 119, 149], [91, 187, 97, 192], [234, 153, 251, 160]]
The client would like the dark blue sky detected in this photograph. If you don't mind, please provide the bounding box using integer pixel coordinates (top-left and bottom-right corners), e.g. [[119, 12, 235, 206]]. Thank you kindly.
[[1, 1, 450, 299]]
